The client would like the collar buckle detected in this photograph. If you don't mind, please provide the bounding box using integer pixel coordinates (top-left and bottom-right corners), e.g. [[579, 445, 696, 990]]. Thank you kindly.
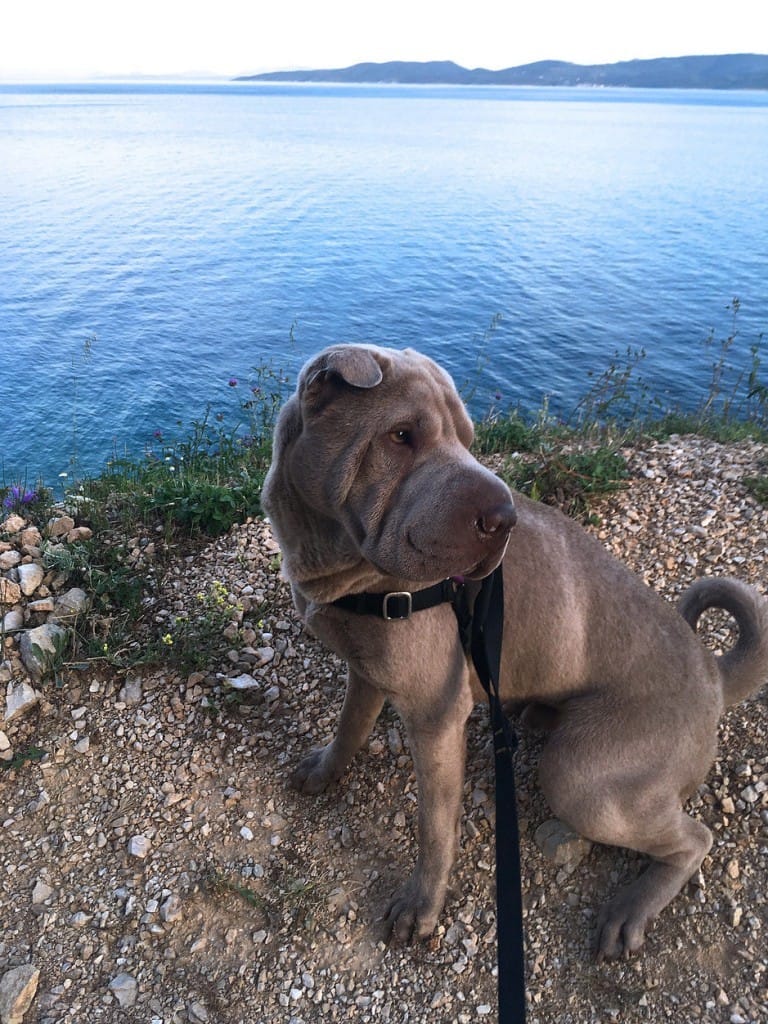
[[382, 591, 413, 620]]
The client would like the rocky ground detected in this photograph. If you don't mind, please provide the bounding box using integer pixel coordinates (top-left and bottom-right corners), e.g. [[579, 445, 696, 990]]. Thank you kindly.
[[1, 436, 767, 1024]]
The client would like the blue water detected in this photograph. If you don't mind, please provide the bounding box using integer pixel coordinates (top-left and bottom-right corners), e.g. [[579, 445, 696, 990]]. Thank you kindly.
[[2, 81, 767, 486]]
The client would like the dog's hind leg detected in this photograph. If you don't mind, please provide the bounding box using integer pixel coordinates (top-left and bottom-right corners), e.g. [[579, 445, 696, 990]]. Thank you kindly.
[[592, 808, 712, 961], [541, 745, 713, 959], [291, 669, 385, 794]]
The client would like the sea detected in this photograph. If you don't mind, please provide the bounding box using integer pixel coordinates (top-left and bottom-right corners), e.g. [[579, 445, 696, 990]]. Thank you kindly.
[[2, 80, 767, 488]]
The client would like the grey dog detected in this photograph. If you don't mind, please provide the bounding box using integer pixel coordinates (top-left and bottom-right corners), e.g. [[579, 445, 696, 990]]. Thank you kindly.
[[261, 343, 768, 960]]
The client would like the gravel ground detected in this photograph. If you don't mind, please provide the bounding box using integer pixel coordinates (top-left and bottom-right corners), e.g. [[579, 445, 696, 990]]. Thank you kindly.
[[1, 436, 767, 1024]]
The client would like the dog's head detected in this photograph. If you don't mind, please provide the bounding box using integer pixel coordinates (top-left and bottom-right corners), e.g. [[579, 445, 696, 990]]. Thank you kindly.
[[263, 344, 515, 589]]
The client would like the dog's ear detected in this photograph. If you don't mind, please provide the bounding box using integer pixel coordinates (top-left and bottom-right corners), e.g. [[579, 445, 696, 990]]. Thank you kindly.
[[299, 345, 384, 408]]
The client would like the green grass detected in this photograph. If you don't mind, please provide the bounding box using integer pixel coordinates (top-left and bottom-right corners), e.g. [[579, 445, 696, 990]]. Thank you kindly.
[[499, 445, 630, 521]]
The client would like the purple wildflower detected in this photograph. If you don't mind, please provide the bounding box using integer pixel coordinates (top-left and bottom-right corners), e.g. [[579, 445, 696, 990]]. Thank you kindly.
[[3, 486, 38, 511], [153, 429, 164, 441], [228, 377, 238, 387]]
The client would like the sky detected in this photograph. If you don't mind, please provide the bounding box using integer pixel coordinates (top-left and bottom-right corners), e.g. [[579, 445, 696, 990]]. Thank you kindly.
[[2, 0, 767, 81]]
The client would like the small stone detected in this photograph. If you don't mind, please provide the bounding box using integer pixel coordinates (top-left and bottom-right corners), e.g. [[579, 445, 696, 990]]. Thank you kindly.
[[17, 564, 44, 597], [721, 796, 736, 815], [18, 623, 68, 680], [256, 646, 275, 666], [4, 681, 41, 724], [50, 587, 89, 622], [118, 676, 143, 705], [534, 819, 592, 873], [46, 515, 75, 539], [0, 963, 40, 1024], [387, 728, 403, 755], [0, 579, 22, 605], [226, 673, 260, 690], [188, 1001, 209, 1023], [31, 879, 54, 904], [1, 610, 24, 633], [1, 515, 26, 534], [0, 550, 21, 570], [66, 526, 93, 543], [108, 972, 138, 1008], [19, 527, 42, 548], [160, 894, 183, 923], [240, 826, 254, 841], [127, 835, 151, 858]]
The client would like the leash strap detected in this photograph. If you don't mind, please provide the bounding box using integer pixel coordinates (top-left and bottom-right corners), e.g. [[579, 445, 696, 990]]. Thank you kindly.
[[329, 565, 527, 1019], [469, 565, 527, 1024]]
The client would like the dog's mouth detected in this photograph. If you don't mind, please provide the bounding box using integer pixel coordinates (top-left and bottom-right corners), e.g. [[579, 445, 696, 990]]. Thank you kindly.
[[386, 529, 509, 584], [461, 542, 509, 581]]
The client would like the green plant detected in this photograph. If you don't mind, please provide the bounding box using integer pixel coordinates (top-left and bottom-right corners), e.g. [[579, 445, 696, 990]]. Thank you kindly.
[[203, 870, 269, 912], [202, 868, 328, 932], [0, 745, 47, 772], [1, 481, 54, 529], [645, 299, 767, 438], [474, 409, 547, 455], [459, 312, 504, 407], [501, 445, 629, 519], [76, 360, 286, 542], [744, 474, 768, 505], [572, 347, 648, 429], [152, 580, 242, 675], [29, 627, 70, 685]]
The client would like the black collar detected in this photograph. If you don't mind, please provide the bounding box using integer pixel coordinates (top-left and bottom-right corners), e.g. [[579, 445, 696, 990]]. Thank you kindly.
[[331, 577, 462, 621]]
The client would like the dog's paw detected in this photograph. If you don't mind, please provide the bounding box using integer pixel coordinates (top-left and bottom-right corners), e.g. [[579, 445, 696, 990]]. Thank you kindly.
[[290, 747, 343, 794], [594, 896, 651, 962], [382, 883, 442, 944]]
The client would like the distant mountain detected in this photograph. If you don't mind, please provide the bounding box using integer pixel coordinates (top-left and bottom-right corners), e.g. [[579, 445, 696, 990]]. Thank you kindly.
[[237, 54, 768, 90]]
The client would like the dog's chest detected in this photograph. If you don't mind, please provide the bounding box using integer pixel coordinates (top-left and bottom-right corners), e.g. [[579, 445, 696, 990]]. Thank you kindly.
[[302, 600, 467, 699]]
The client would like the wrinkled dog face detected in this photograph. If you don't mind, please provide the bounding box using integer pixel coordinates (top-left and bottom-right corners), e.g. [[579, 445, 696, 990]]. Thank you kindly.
[[285, 345, 516, 582]]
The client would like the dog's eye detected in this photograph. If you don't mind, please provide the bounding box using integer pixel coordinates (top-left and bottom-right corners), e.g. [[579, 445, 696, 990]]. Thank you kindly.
[[388, 428, 412, 446]]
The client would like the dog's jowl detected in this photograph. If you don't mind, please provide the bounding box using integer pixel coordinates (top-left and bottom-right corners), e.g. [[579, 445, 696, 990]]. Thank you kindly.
[[262, 343, 768, 960]]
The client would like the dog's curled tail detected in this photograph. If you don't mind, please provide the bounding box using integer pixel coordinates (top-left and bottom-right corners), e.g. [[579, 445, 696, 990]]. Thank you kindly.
[[678, 578, 768, 706]]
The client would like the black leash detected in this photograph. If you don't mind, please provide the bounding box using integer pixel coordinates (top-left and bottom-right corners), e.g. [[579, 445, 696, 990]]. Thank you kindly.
[[332, 566, 527, 1020], [468, 565, 527, 1023]]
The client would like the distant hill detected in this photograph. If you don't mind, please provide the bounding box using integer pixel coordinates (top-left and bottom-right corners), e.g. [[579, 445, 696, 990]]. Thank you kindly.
[[237, 54, 768, 90]]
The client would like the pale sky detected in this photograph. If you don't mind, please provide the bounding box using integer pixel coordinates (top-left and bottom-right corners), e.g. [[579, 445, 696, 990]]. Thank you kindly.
[[2, 0, 767, 81]]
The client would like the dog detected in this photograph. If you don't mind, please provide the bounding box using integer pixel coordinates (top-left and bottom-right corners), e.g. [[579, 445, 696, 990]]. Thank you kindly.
[[261, 343, 768, 960]]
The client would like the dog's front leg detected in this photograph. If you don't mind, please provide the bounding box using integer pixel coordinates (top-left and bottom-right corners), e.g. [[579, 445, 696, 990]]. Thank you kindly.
[[384, 686, 474, 942], [292, 668, 385, 794]]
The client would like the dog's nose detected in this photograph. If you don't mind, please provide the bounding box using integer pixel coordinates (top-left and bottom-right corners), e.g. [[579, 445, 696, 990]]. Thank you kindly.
[[476, 501, 517, 538]]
